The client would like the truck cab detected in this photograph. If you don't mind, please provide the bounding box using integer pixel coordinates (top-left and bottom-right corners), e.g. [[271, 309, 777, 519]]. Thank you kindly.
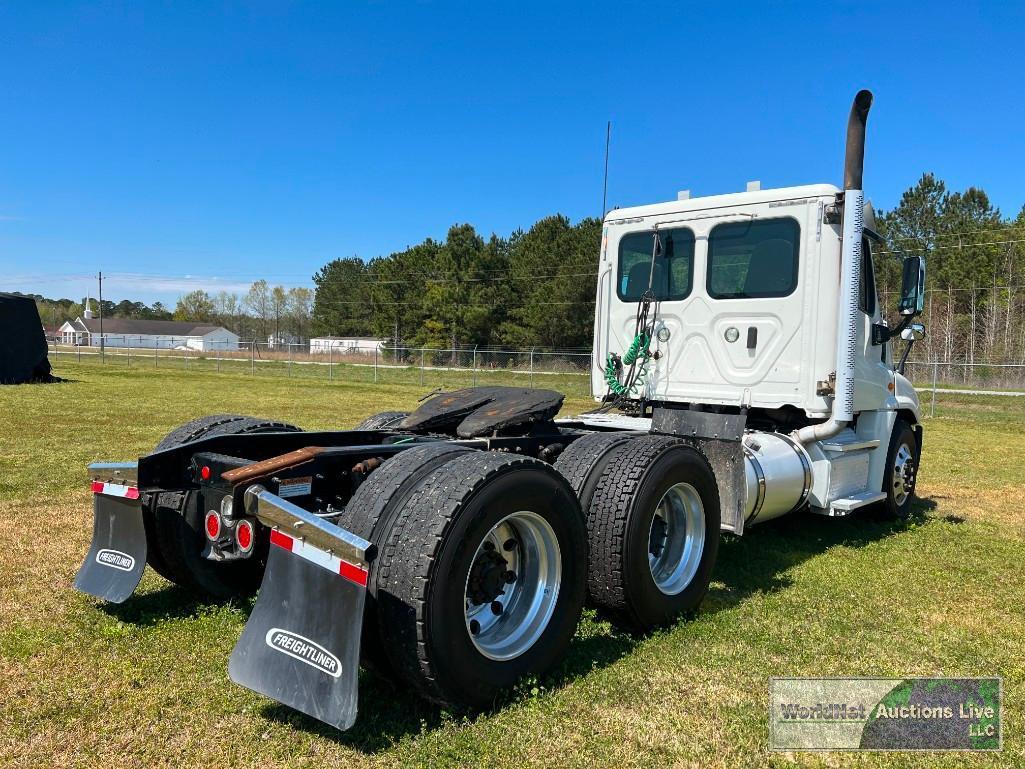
[[593, 184, 917, 423], [591, 91, 927, 528]]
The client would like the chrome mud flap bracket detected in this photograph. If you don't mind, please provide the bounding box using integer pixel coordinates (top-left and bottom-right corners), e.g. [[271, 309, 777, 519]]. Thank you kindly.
[[228, 485, 375, 731], [651, 407, 747, 535], [74, 462, 147, 603]]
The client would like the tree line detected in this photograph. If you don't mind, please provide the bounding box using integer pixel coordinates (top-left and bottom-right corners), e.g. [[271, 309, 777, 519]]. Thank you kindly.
[[30, 173, 1025, 363], [311, 216, 601, 350], [31, 282, 315, 344], [874, 174, 1025, 369]]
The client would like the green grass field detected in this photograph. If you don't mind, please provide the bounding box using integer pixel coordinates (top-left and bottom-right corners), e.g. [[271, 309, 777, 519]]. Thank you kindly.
[[1, 362, 1023, 768]]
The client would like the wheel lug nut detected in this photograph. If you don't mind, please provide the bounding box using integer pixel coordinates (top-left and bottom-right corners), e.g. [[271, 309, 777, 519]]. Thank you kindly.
[[504, 570, 516, 583], [503, 538, 516, 551], [469, 619, 480, 634], [490, 601, 503, 615]]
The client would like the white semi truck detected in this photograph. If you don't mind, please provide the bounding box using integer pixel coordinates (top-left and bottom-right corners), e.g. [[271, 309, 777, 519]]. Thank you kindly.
[[75, 89, 926, 730]]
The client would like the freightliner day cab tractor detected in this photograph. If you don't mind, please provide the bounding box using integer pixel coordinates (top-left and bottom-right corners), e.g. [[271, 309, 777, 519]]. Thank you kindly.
[[76, 90, 927, 731]]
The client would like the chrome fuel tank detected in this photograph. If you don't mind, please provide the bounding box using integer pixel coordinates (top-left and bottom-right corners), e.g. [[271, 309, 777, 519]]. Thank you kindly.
[[743, 431, 812, 524]]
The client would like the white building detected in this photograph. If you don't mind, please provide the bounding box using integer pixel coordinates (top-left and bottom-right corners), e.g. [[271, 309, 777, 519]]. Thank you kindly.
[[309, 336, 387, 355], [58, 317, 240, 352]]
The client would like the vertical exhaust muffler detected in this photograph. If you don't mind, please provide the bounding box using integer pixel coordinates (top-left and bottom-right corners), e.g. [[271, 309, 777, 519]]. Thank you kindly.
[[795, 89, 873, 445]]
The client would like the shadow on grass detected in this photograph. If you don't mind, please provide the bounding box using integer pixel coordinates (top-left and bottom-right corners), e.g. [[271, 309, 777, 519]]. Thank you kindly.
[[102, 583, 252, 626], [258, 496, 938, 753]]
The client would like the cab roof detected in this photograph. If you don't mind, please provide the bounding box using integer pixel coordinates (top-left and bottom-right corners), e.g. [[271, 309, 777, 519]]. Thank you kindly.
[[604, 184, 841, 224]]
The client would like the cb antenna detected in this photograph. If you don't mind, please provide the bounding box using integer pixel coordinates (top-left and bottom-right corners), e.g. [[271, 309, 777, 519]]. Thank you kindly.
[[601, 120, 611, 219]]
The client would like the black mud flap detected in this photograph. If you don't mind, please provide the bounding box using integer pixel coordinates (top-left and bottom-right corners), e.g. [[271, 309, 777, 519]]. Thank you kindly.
[[228, 486, 372, 731], [73, 480, 147, 603]]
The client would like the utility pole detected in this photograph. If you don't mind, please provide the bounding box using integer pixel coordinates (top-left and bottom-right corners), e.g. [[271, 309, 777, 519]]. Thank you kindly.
[[98, 272, 105, 363]]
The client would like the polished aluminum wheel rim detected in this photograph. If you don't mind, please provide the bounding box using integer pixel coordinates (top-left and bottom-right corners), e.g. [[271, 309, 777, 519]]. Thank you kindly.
[[892, 442, 915, 506], [464, 511, 562, 661], [647, 482, 706, 595]]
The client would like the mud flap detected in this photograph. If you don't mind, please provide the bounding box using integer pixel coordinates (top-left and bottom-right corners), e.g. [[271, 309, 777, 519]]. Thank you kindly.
[[228, 486, 373, 731], [74, 468, 146, 603]]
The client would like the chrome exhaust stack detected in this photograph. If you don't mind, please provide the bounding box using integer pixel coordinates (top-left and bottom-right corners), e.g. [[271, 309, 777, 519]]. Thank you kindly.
[[795, 89, 873, 445]]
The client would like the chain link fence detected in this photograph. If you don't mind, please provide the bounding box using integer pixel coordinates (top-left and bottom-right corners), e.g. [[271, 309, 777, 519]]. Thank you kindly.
[[47, 337, 596, 398], [47, 336, 1025, 411]]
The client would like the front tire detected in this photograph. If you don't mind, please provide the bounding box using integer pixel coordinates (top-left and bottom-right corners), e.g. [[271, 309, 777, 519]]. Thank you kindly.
[[880, 419, 919, 520], [586, 435, 720, 630]]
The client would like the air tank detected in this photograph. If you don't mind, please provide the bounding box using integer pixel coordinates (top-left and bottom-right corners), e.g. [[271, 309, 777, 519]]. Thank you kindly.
[[743, 431, 812, 524]]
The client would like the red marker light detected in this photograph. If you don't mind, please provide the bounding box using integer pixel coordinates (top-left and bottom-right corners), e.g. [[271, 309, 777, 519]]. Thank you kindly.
[[236, 520, 254, 553], [204, 510, 221, 540], [200, 465, 211, 481]]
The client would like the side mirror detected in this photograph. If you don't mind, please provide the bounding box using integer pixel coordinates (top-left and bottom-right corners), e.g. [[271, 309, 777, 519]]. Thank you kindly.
[[900, 323, 925, 342], [899, 256, 926, 316]]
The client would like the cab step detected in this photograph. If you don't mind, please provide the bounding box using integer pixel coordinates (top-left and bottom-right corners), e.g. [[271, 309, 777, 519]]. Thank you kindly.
[[825, 491, 887, 516]]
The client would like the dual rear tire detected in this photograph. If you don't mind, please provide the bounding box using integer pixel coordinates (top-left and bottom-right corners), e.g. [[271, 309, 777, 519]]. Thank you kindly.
[[347, 445, 588, 707], [555, 433, 721, 630], [142, 415, 302, 599]]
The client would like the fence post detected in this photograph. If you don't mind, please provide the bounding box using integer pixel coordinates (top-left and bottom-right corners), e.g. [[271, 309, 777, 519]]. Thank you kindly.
[[931, 362, 938, 418], [374, 345, 379, 384], [78, 341, 81, 362], [127, 338, 131, 368], [288, 343, 293, 378], [420, 348, 425, 387], [251, 341, 255, 376], [217, 341, 221, 373], [328, 344, 333, 381], [529, 346, 535, 388], [472, 344, 478, 387]]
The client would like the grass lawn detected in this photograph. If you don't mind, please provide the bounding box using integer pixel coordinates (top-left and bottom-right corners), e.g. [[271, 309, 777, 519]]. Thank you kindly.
[[1, 363, 1023, 768]]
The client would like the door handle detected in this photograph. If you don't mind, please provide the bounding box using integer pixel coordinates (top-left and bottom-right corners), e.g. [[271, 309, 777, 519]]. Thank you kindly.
[[746, 327, 758, 350]]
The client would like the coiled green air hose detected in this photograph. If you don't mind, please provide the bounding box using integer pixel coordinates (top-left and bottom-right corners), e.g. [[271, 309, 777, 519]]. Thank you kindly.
[[605, 332, 650, 396]]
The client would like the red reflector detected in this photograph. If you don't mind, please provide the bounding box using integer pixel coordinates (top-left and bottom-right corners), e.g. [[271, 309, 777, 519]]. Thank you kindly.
[[205, 510, 221, 540], [339, 560, 369, 587], [91, 481, 104, 494], [200, 465, 211, 480], [236, 520, 254, 552], [270, 529, 294, 551]]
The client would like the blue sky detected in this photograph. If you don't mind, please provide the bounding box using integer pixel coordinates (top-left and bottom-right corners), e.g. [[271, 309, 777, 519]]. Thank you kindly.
[[2, 1, 1023, 305]]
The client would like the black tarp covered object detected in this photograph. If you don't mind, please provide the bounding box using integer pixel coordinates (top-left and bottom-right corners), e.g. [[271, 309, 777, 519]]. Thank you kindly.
[[0, 293, 53, 383]]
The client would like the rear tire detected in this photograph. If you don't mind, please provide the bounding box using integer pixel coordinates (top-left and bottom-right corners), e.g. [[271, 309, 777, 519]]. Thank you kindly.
[[143, 415, 253, 582], [879, 419, 919, 520], [149, 416, 302, 599], [374, 452, 588, 707], [554, 431, 637, 510], [586, 435, 720, 631], [354, 411, 409, 430], [340, 442, 475, 675]]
